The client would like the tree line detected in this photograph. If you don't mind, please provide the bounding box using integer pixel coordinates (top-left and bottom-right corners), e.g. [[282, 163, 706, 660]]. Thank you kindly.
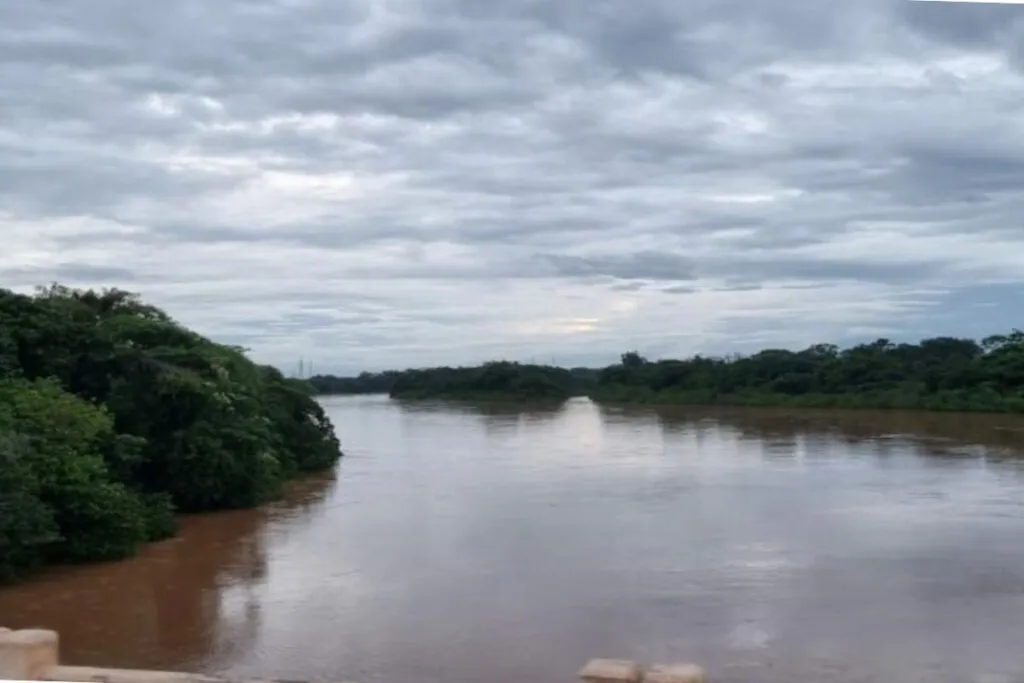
[[308, 370, 405, 395], [591, 333, 1024, 412], [0, 285, 342, 584], [311, 331, 1024, 413], [310, 363, 598, 401]]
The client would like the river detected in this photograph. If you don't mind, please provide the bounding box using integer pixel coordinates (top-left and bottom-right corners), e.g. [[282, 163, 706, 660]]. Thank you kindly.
[[5, 396, 1024, 683]]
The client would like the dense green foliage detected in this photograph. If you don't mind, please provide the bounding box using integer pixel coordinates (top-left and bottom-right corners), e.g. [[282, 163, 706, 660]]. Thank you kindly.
[[317, 331, 1024, 413], [309, 371, 403, 395], [311, 365, 598, 400], [389, 361, 576, 401], [0, 285, 341, 583], [591, 334, 1024, 412]]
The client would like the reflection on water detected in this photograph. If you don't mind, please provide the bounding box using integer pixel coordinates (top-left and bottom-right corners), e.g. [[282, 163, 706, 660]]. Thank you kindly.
[[395, 398, 567, 435], [0, 473, 337, 673], [4, 397, 1024, 683]]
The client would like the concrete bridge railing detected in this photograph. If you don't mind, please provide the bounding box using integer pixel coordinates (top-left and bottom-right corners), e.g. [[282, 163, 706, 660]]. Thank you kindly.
[[0, 629, 320, 683], [579, 659, 705, 683], [0, 628, 706, 683]]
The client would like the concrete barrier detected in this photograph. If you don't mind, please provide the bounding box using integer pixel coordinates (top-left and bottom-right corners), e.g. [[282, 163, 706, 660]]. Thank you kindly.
[[580, 659, 705, 683], [2, 627, 707, 683], [0, 628, 298, 683], [0, 629, 58, 681]]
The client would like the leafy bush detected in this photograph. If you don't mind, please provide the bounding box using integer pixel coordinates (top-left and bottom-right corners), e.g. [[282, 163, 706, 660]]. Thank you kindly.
[[0, 285, 343, 582]]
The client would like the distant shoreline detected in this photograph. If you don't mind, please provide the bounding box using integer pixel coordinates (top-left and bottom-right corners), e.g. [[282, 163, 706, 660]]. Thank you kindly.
[[390, 391, 569, 403], [588, 388, 1024, 414], [314, 389, 1024, 415], [309, 330, 1024, 415]]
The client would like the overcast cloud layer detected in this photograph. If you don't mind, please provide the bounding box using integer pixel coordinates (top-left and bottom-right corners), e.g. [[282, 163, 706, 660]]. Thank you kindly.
[[3, 0, 1024, 373]]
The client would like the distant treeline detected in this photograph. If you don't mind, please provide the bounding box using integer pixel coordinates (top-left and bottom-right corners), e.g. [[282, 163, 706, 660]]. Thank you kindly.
[[310, 363, 598, 401], [313, 331, 1024, 413], [0, 285, 342, 584], [309, 371, 404, 395], [595, 333, 1024, 412]]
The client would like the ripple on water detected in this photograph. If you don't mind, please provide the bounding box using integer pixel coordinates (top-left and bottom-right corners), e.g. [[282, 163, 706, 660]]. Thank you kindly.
[[3, 399, 1024, 683]]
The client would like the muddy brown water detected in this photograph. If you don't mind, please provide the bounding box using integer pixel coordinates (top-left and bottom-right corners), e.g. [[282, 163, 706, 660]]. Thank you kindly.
[[5, 396, 1024, 683]]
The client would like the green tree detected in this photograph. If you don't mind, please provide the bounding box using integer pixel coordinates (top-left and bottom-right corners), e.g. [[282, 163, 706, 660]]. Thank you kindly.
[[589, 331, 1024, 414], [0, 284, 343, 583], [0, 432, 60, 582], [0, 378, 148, 563]]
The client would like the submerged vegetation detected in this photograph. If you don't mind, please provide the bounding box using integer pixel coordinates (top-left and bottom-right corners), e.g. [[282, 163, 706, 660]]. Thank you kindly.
[[0, 285, 341, 583], [315, 332, 1024, 414]]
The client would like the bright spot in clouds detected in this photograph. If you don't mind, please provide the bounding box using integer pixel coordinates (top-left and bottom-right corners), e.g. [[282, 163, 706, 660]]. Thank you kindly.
[[3, 0, 1024, 373]]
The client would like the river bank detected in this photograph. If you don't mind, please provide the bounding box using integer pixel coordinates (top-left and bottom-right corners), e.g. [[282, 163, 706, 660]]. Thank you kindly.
[[311, 331, 1024, 415], [0, 285, 343, 585], [588, 386, 1024, 413]]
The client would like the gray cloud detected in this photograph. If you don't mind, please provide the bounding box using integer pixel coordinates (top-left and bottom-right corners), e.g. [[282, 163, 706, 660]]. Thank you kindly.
[[662, 285, 698, 295], [3, 0, 1024, 373], [1, 263, 139, 287], [899, 1, 1024, 49], [537, 252, 696, 281], [608, 281, 646, 293]]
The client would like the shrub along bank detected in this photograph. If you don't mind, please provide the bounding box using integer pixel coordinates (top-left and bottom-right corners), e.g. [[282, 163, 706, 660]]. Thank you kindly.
[[0, 285, 342, 583], [590, 336, 1024, 412]]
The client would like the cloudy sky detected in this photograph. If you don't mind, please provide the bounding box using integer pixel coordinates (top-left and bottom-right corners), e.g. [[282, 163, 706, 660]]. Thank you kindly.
[[3, 0, 1024, 374]]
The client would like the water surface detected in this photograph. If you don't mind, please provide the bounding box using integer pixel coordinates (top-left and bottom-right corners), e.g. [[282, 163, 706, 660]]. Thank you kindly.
[[5, 396, 1024, 683]]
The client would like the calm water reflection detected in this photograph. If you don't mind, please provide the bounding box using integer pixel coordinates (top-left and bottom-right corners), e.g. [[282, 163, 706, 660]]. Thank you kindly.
[[5, 396, 1024, 683]]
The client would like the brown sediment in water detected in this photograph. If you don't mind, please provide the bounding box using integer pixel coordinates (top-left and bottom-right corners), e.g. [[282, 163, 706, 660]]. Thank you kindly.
[[3, 397, 1024, 683]]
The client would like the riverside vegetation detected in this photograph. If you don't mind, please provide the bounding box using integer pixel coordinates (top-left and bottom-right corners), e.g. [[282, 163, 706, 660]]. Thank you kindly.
[[310, 362, 598, 401], [311, 332, 1024, 413], [0, 285, 341, 584]]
